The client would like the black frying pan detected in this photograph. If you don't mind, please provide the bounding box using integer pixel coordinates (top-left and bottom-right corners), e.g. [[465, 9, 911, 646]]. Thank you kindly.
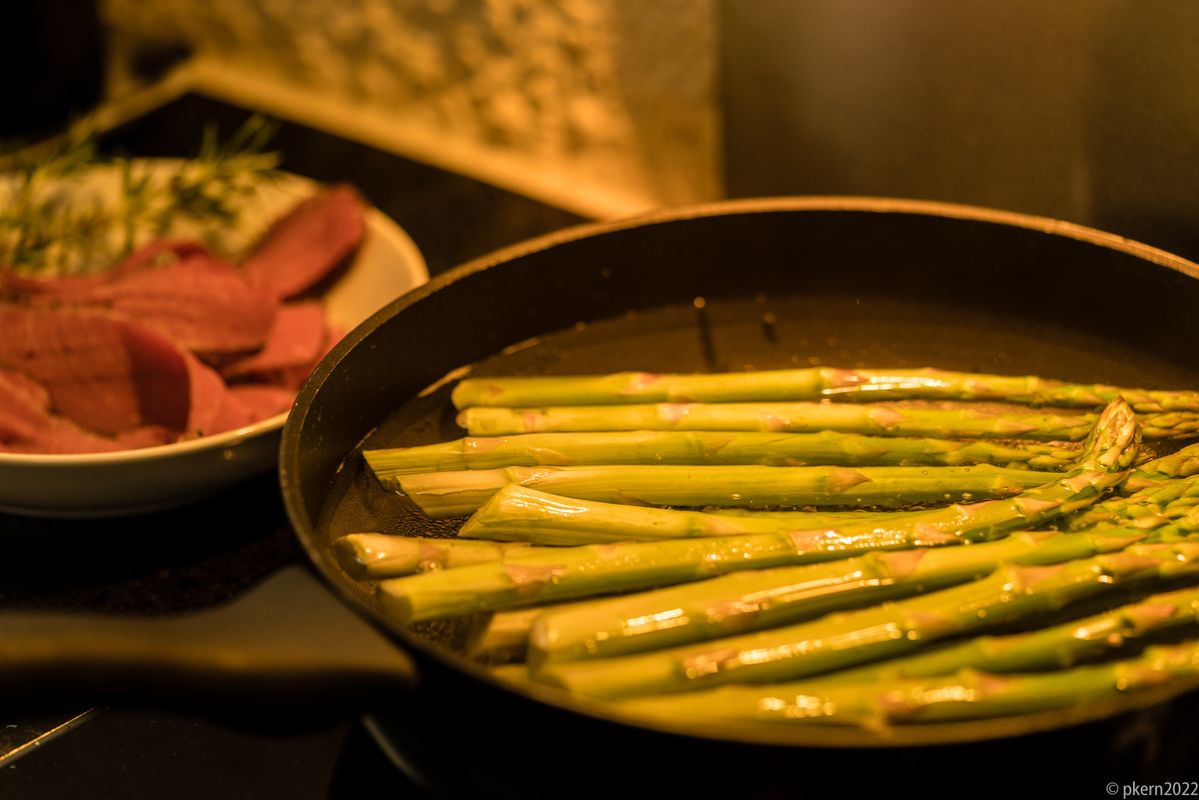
[[6, 197, 1199, 796], [278, 197, 1199, 793]]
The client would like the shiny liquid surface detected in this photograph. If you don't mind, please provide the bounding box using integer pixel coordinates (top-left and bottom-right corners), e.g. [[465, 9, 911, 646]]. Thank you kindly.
[[313, 292, 1199, 653]]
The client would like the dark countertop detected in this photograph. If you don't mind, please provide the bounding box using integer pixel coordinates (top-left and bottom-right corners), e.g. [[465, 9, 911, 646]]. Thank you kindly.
[[0, 94, 582, 798]]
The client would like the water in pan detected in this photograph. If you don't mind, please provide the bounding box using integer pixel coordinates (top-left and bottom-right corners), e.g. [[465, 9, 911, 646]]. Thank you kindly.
[[312, 291, 1199, 651]]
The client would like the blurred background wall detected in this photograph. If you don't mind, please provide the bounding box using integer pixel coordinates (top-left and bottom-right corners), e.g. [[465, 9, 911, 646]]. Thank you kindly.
[[719, 0, 1199, 262], [101, 0, 721, 218], [21, 0, 1199, 261]]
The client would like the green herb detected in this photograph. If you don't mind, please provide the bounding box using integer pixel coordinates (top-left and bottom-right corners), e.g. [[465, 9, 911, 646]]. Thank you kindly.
[[0, 116, 281, 275]]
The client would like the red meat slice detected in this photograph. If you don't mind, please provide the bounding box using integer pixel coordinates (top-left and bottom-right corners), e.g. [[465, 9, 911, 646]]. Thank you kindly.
[[259, 319, 340, 391], [241, 184, 366, 299], [111, 425, 177, 449], [0, 367, 177, 453], [19, 253, 276, 358], [182, 353, 260, 437], [0, 368, 53, 443], [1, 240, 209, 298], [227, 384, 296, 419], [85, 254, 277, 357], [0, 306, 191, 435], [1, 423, 177, 454], [222, 301, 326, 383], [0, 367, 50, 411]]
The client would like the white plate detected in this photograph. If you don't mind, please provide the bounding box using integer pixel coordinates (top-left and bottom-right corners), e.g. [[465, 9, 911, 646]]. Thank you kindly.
[[0, 163, 428, 517]]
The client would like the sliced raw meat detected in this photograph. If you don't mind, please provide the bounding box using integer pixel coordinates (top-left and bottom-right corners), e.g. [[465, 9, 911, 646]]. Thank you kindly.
[[112, 425, 177, 449], [21, 254, 276, 357], [1, 240, 209, 299], [0, 368, 53, 443], [1, 422, 176, 454], [181, 353, 238, 436], [0, 306, 191, 434], [0, 367, 178, 453], [267, 319, 344, 390], [227, 384, 296, 419], [279, 318, 343, 390], [222, 301, 326, 382], [181, 353, 276, 437], [241, 184, 366, 299], [0, 425, 119, 453], [212, 390, 263, 433], [0, 367, 50, 412], [89, 254, 276, 356]]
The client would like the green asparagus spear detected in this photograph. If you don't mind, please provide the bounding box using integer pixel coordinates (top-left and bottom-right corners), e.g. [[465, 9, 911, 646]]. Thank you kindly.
[[810, 583, 1199, 684], [333, 533, 549, 579], [451, 367, 1199, 413], [527, 529, 1146, 665], [1067, 474, 1199, 531], [395, 463, 1050, 518], [530, 541, 1199, 698], [704, 508, 908, 520], [459, 396, 1140, 544], [457, 485, 921, 545], [1120, 442, 1199, 493], [465, 597, 606, 663], [616, 638, 1199, 726], [456, 465, 1109, 546], [457, 402, 1196, 441], [363, 430, 1076, 477], [458, 402, 1097, 440], [375, 524, 967, 626], [465, 606, 547, 662]]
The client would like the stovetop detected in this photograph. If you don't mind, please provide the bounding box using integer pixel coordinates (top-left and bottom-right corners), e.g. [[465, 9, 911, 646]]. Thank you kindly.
[[0, 93, 582, 797], [2, 711, 422, 798]]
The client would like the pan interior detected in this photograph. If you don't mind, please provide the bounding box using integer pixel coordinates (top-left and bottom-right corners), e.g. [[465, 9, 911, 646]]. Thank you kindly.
[[291, 203, 1199, 748], [311, 292, 1198, 739]]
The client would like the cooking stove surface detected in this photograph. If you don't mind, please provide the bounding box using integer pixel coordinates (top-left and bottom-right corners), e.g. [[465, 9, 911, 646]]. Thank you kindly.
[[3, 710, 429, 798]]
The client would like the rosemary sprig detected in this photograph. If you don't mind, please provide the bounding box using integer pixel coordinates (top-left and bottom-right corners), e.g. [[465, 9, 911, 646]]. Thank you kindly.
[[0, 116, 281, 276]]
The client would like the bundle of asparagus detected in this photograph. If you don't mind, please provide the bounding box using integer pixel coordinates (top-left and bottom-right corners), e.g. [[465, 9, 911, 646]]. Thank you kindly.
[[344, 366, 1199, 727]]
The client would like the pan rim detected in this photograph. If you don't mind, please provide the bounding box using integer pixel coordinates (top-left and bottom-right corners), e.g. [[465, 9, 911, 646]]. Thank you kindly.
[[280, 195, 1199, 751]]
